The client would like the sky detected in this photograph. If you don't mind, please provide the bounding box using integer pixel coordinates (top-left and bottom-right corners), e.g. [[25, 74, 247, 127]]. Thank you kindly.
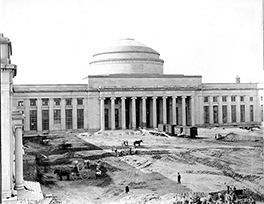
[[1, 0, 263, 84]]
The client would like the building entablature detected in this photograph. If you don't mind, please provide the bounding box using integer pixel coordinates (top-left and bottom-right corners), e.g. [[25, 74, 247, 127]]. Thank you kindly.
[[201, 83, 258, 90], [93, 85, 201, 92], [13, 84, 88, 93]]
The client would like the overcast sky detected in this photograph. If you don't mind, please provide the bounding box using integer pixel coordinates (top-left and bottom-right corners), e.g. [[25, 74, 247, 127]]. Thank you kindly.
[[1, 0, 263, 84]]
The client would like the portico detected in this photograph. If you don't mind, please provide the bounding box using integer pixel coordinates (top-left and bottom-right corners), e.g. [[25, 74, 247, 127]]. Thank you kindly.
[[99, 94, 196, 131]]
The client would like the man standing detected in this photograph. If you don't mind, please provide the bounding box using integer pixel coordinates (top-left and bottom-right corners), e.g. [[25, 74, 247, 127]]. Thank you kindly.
[[177, 172, 181, 184]]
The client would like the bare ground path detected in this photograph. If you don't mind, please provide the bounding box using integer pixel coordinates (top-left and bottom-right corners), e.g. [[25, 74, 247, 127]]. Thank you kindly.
[[23, 127, 264, 203]]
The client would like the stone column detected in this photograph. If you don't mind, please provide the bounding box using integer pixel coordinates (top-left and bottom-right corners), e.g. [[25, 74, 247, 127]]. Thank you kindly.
[[37, 98, 42, 131], [61, 99, 66, 130], [100, 97, 105, 131], [255, 95, 260, 122], [142, 96, 147, 128], [24, 99, 30, 131], [12, 111, 25, 191], [172, 96, 177, 125], [182, 96, 186, 126], [111, 97, 116, 130], [199, 96, 204, 125], [163, 96, 167, 124], [72, 98, 77, 130], [218, 96, 223, 124], [236, 95, 241, 123], [227, 96, 232, 123], [121, 97, 126, 130], [14, 124, 24, 190], [132, 97, 137, 129], [245, 96, 250, 122], [49, 98, 54, 131], [152, 96, 157, 128], [209, 96, 213, 124], [191, 96, 196, 126]]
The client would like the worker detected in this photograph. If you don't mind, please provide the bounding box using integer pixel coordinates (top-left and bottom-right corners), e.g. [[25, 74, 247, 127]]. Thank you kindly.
[[178, 172, 181, 184]]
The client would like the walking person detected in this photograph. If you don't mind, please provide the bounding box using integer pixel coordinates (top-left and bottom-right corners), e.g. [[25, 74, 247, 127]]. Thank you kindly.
[[178, 172, 181, 184]]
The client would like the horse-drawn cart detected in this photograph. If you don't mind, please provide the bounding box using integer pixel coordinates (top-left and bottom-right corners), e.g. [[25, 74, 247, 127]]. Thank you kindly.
[[54, 160, 107, 181]]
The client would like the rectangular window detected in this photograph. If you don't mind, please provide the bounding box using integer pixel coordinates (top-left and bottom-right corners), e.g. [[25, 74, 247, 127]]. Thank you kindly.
[[77, 98, 83, 105], [204, 97, 209, 103], [53, 109, 61, 124], [66, 98, 72, 106], [30, 99, 37, 106], [222, 105, 227, 123], [213, 97, 218, 103], [250, 97, 253, 101], [204, 106, 209, 124], [77, 109, 84, 129], [65, 109, 72, 129], [231, 96, 236, 102], [213, 106, 218, 123], [222, 96, 227, 102], [30, 110, 37, 131], [42, 110, 49, 131], [54, 98, 61, 106], [250, 105, 254, 122], [240, 105, 245, 122], [240, 96, 244, 102], [231, 105, 236, 122], [18, 101, 24, 107], [42, 98, 49, 106]]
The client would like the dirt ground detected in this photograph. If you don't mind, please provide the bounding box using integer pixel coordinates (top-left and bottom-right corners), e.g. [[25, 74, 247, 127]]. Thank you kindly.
[[23, 126, 264, 204]]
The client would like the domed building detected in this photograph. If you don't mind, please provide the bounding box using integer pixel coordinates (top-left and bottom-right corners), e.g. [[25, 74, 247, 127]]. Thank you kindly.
[[8, 37, 264, 134], [89, 38, 164, 75], [1, 35, 263, 201]]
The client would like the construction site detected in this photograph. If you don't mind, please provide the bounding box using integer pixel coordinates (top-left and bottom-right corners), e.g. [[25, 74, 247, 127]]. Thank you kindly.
[[22, 125, 264, 204]]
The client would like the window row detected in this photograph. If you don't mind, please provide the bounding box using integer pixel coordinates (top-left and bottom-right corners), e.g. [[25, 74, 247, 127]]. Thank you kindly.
[[18, 98, 84, 107], [29, 109, 84, 131], [204, 96, 254, 103], [204, 105, 254, 124]]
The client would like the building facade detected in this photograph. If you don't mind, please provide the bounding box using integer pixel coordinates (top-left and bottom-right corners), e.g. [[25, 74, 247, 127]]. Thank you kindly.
[[11, 38, 263, 134]]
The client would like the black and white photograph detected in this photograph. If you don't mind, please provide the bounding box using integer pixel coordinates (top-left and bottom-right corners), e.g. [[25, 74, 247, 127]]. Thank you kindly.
[[0, 0, 263, 203]]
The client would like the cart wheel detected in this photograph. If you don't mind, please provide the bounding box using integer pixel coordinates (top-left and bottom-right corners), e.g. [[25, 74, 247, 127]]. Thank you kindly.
[[71, 173, 79, 180], [81, 171, 90, 180]]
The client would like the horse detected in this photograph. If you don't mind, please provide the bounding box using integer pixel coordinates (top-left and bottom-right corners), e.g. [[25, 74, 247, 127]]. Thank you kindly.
[[133, 140, 143, 147], [54, 167, 72, 181], [121, 140, 129, 146]]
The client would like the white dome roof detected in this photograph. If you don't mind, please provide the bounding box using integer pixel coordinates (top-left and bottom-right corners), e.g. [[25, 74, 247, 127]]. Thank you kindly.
[[89, 39, 164, 75]]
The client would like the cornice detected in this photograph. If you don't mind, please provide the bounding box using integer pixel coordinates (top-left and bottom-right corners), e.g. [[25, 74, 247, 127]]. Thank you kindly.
[[89, 58, 164, 65]]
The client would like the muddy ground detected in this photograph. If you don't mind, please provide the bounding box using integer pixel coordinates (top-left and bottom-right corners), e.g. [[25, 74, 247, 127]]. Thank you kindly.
[[23, 126, 264, 204]]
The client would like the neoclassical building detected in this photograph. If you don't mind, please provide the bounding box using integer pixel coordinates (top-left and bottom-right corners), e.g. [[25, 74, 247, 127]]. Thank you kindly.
[[11, 38, 263, 134], [1, 35, 263, 201]]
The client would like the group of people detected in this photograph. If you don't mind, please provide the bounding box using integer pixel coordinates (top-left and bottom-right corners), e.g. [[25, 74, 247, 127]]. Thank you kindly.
[[172, 187, 256, 204]]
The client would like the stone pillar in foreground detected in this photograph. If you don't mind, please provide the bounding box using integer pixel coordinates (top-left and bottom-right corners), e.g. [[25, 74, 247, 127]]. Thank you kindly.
[[12, 111, 24, 191]]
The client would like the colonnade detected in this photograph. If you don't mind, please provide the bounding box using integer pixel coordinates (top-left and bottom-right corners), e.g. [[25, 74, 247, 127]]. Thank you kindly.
[[201, 95, 260, 125], [99, 95, 196, 130]]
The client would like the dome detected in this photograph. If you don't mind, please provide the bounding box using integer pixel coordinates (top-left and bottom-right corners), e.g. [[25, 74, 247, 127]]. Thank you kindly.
[[89, 38, 164, 75]]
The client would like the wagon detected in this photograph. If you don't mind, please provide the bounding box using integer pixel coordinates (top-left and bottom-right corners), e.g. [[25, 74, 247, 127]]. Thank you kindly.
[[70, 160, 107, 180]]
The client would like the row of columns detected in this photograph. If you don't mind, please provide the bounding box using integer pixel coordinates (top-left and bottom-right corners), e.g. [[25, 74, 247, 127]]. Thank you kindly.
[[100, 95, 195, 130], [203, 95, 259, 124], [24, 98, 87, 131]]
